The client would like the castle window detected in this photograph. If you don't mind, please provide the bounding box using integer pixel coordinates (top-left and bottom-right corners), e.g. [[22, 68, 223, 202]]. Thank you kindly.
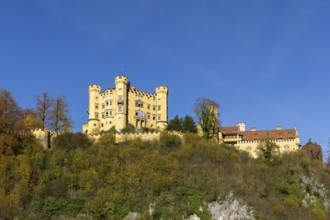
[[110, 121, 112, 124], [147, 104, 150, 110], [106, 111, 108, 117], [102, 113, 105, 118], [135, 101, 144, 108], [158, 105, 161, 111], [135, 110, 145, 117], [110, 110, 112, 115], [152, 114, 156, 120], [102, 104, 105, 109], [95, 104, 99, 109], [110, 100, 112, 105], [147, 113, 151, 119], [153, 105, 156, 111], [118, 106, 122, 112], [106, 101, 109, 106], [157, 114, 161, 120], [101, 123, 104, 127], [95, 113, 99, 119]]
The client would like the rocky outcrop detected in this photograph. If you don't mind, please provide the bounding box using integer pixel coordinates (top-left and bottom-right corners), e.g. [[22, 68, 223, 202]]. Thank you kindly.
[[186, 192, 254, 220]]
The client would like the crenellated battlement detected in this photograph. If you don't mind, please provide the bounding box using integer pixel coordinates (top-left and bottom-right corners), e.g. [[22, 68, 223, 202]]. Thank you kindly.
[[156, 86, 168, 94], [129, 87, 156, 98], [88, 131, 182, 143], [89, 84, 101, 92], [115, 75, 129, 84]]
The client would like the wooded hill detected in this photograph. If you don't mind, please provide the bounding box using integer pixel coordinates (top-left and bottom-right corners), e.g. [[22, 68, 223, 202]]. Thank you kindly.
[[1, 88, 329, 219], [0, 131, 329, 219]]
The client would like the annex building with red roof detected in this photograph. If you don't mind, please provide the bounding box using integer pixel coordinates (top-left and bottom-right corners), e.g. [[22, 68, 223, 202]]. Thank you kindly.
[[219, 122, 300, 158]]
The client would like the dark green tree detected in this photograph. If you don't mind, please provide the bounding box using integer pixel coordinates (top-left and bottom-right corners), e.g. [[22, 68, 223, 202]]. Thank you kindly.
[[167, 115, 182, 131], [121, 123, 136, 133], [257, 139, 279, 161], [182, 115, 197, 133]]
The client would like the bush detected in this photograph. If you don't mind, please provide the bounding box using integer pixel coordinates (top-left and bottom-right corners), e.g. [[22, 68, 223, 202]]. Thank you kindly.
[[159, 131, 181, 148], [52, 133, 92, 150], [121, 123, 136, 133]]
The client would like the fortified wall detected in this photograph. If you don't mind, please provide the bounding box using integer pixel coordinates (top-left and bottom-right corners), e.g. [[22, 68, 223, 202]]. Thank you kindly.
[[31, 129, 58, 149], [89, 131, 184, 144]]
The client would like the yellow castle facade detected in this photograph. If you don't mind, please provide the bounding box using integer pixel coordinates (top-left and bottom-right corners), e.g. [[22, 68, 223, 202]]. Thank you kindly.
[[219, 122, 300, 158], [82, 75, 168, 135]]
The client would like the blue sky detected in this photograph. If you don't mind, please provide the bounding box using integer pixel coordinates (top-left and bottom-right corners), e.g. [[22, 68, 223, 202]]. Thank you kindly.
[[1, 0, 330, 151]]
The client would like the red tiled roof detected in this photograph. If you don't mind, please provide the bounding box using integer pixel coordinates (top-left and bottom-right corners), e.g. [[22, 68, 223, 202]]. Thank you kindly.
[[220, 126, 298, 141], [242, 129, 297, 141], [219, 126, 240, 135]]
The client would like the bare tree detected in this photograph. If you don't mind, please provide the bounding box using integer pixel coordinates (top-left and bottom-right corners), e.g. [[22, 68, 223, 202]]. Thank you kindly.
[[49, 96, 72, 134], [194, 97, 220, 140], [35, 92, 52, 129]]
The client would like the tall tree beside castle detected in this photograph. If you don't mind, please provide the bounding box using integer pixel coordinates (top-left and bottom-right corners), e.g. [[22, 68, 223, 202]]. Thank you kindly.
[[194, 97, 220, 139], [35, 92, 52, 129], [49, 96, 72, 134], [167, 115, 197, 133], [35, 92, 72, 133]]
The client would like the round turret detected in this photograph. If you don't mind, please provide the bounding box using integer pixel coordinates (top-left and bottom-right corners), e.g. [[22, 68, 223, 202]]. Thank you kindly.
[[156, 86, 169, 94], [115, 75, 129, 85], [89, 84, 101, 92]]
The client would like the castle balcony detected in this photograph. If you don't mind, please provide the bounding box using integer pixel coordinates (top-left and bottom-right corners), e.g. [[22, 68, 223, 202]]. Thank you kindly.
[[223, 135, 242, 143], [134, 115, 146, 120]]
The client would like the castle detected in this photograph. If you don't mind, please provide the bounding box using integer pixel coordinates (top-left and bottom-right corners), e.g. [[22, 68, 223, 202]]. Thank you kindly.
[[78, 74, 301, 158], [82, 76, 169, 135], [219, 122, 300, 157]]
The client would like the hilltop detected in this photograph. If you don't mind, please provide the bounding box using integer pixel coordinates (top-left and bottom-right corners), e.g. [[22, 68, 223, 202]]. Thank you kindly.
[[0, 130, 330, 219]]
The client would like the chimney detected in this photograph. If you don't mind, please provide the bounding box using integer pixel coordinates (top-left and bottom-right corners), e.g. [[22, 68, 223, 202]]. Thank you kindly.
[[276, 126, 282, 130], [250, 127, 257, 131]]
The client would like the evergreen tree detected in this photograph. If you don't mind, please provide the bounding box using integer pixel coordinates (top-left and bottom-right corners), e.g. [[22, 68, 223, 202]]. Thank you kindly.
[[167, 115, 182, 131], [182, 115, 197, 133]]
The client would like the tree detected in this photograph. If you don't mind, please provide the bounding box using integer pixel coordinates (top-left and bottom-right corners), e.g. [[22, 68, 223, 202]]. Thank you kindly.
[[193, 97, 220, 139], [167, 115, 196, 133], [49, 96, 72, 134], [257, 139, 279, 161], [0, 89, 25, 134], [0, 89, 27, 155], [182, 115, 197, 133], [23, 109, 43, 129], [35, 92, 53, 129], [167, 115, 182, 131], [302, 139, 323, 161], [121, 123, 136, 133]]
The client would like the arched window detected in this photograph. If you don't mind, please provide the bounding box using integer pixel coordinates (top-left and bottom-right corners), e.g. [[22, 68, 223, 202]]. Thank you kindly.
[[135, 100, 144, 108], [135, 110, 145, 117]]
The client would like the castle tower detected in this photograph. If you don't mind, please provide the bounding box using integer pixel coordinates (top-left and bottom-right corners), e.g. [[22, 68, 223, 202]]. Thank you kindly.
[[87, 84, 101, 134], [236, 122, 246, 132], [156, 86, 169, 130], [115, 76, 129, 130]]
